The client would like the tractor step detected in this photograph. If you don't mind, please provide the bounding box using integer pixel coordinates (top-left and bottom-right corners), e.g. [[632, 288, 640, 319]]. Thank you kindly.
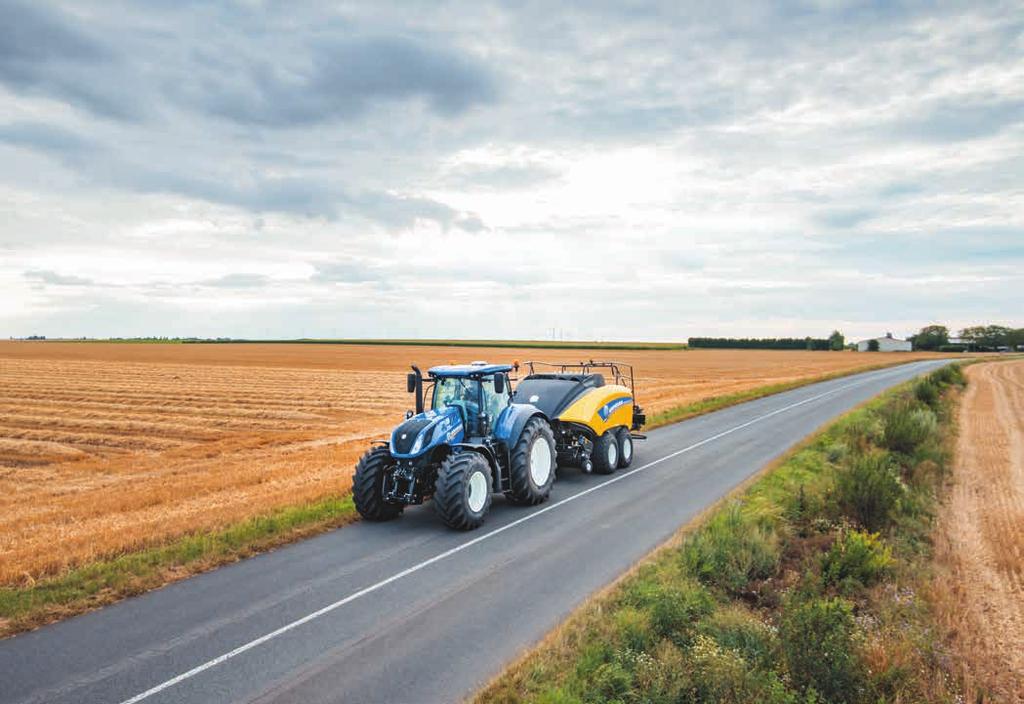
[[630, 433, 647, 440]]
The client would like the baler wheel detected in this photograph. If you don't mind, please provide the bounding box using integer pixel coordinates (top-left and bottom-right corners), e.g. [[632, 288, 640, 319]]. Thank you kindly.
[[592, 430, 619, 474]]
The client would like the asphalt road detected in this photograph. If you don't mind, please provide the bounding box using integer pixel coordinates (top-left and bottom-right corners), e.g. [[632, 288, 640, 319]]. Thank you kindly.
[[0, 359, 950, 704]]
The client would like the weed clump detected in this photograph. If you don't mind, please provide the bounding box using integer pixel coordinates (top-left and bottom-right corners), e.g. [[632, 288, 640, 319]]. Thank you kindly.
[[682, 504, 780, 595], [833, 452, 904, 531], [821, 529, 892, 591], [621, 576, 714, 645], [881, 402, 937, 455], [781, 596, 865, 703], [913, 380, 939, 408]]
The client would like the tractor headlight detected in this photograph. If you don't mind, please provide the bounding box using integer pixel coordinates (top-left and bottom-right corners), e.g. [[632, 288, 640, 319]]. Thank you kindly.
[[411, 426, 435, 455]]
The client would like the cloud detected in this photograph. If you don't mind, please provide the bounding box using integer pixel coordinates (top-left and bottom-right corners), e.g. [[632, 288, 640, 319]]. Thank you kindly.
[[23, 269, 95, 286], [0, 1, 1021, 340], [0, 122, 96, 154], [198, 273, 271, 288], [182, 36, 498, 127], [0, 0, 137, 120], [893, 100, 1024, 142]]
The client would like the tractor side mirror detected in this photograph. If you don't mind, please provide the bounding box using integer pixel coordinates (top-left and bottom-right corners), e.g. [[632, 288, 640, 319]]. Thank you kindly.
[[407, 372, 417, 393], [493, 374, 505, 395]]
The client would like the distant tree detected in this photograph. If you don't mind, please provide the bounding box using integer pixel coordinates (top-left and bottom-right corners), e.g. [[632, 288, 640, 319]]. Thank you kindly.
[[867, 339, 880, 352], [960, 325, 1012, 350], [911, 325, 949, 351], [829, 330, 845, 351]]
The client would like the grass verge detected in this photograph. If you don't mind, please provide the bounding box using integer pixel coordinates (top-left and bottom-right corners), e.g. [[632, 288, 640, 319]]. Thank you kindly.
[[0, 356, 950, 640], [0, 495, 356, 638], [476, 364, 967, 703]]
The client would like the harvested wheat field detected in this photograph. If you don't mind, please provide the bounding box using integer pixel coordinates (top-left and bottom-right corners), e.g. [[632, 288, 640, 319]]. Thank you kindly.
[[937, 360, 1024, 702], [0, 341, 942, 586]]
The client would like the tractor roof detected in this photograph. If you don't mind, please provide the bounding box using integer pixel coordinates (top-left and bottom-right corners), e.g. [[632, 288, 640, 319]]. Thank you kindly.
[[428, 362, 512, 377]]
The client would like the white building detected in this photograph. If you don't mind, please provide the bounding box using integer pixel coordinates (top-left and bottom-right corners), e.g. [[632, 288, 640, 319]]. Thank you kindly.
[[856, 332, 913, 352]]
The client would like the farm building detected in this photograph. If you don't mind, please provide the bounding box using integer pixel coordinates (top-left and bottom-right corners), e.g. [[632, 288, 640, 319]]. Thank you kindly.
[[856, 332, 912, 352]]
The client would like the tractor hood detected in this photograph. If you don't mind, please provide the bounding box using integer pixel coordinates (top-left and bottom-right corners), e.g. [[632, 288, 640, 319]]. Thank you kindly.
[[390, 406, 465, 458]]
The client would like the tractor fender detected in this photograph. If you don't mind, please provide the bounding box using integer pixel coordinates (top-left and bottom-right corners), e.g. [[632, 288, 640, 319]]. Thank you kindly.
[[494, 403, 547, 446]]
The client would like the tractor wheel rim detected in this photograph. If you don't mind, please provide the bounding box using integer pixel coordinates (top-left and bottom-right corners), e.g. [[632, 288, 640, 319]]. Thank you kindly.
[[622, 436, 633, 462], [529, 438, 552, 486], [467, 470, 488, 513], [607, 440, 618, 467]]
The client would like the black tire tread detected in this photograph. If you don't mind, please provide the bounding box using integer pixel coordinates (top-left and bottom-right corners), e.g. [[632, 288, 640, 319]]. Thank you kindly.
[[508, 417, 557, 505], [616, 427, 634, 469], [353, 446, 402, 521], [434, 452, 492, 530], [592, 430, 618, 474]]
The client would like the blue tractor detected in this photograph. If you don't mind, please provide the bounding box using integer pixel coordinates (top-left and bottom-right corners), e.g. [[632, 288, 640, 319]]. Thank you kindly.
[[352, 361, 558, 530]]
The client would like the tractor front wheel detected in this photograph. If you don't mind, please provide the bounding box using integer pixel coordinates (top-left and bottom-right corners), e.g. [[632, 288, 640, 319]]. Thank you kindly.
[[592, 430, 619, 474], [434, 452, 493, 530], [508, 417, 557, 505], [353, 446, 403, 521]]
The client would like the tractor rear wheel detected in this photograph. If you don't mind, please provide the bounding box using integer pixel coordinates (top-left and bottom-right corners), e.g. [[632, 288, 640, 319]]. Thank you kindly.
[[434, 452, 493, 530], [353, 446, 403, 521], [616, 427, 634, 469], [508, 417, 557, 505], [592, 430, 619, 474]]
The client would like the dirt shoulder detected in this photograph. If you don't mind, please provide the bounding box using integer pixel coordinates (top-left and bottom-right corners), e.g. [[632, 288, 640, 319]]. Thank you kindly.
[[937, 360, 1024, 701]]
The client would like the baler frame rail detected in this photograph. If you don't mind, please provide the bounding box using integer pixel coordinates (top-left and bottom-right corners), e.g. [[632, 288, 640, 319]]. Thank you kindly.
[[523, 359, 637, 399]]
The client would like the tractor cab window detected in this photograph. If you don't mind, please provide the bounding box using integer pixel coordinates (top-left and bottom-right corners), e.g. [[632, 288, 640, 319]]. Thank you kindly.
[[480, 375, 509, 429], [433, 377, 481, 431]]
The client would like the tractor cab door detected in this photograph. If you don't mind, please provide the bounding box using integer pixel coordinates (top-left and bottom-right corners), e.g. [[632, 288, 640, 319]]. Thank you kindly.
[[480, 373, 511, 436]]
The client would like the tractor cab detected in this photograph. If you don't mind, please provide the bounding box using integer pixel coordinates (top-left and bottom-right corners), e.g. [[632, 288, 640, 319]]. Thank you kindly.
[[425, 363, 511, 436]]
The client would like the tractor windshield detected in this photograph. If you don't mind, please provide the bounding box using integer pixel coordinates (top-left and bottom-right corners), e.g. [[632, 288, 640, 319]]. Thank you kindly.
[[433, 377, 481, 426]]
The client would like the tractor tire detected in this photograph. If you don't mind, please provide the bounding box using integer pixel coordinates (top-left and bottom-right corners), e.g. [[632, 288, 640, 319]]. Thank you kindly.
[[592, 430, 619, 474], [508, 417, 557, 505], [353, 446, 402, 521], [434, 452, 493, 530], [616, 427, 634, 469]]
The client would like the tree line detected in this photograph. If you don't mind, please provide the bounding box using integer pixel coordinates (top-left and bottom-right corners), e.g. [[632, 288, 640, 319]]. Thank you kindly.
[[911, 324, 1024, 352], [689, 331, 846, 351]]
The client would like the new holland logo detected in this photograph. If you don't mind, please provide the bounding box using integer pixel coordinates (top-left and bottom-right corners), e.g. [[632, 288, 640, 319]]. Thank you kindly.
[[597, 396, 632, 421]]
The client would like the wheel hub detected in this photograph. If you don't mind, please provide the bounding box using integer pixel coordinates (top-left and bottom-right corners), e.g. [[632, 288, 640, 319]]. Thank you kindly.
[[467, 470, 488, 513], [529, 438, 552, 486]]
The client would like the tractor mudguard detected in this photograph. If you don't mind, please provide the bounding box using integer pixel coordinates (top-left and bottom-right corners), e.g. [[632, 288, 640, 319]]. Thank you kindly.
[[494, 403, 547, 446]]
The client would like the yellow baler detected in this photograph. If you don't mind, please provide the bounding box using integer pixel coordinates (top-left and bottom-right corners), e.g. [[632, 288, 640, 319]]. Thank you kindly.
[[512, 361, 645, 474]]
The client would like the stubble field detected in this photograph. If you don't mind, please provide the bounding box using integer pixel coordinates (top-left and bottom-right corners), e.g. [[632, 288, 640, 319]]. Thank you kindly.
[[937, 359, 1024, 701], [0, 341, 943, 586]]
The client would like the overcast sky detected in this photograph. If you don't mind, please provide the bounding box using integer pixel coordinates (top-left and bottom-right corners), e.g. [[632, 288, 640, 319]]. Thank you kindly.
[[1, 1, 1021, 341]]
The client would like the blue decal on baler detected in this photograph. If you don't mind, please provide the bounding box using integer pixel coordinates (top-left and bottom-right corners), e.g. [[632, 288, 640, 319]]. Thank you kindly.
[[598, 396, 632, 421]]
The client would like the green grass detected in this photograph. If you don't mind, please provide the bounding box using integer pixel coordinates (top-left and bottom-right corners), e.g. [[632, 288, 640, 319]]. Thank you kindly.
[[476, 365, 967, 704], [0, 495, 356, 637]]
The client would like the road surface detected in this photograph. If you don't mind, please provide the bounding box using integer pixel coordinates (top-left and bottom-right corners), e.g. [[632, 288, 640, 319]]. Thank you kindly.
[[0, 359, 949, 704]]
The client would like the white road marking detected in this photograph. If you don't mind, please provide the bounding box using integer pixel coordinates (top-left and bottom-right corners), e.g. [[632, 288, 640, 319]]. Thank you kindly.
[[118, 362, 935, 704]]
